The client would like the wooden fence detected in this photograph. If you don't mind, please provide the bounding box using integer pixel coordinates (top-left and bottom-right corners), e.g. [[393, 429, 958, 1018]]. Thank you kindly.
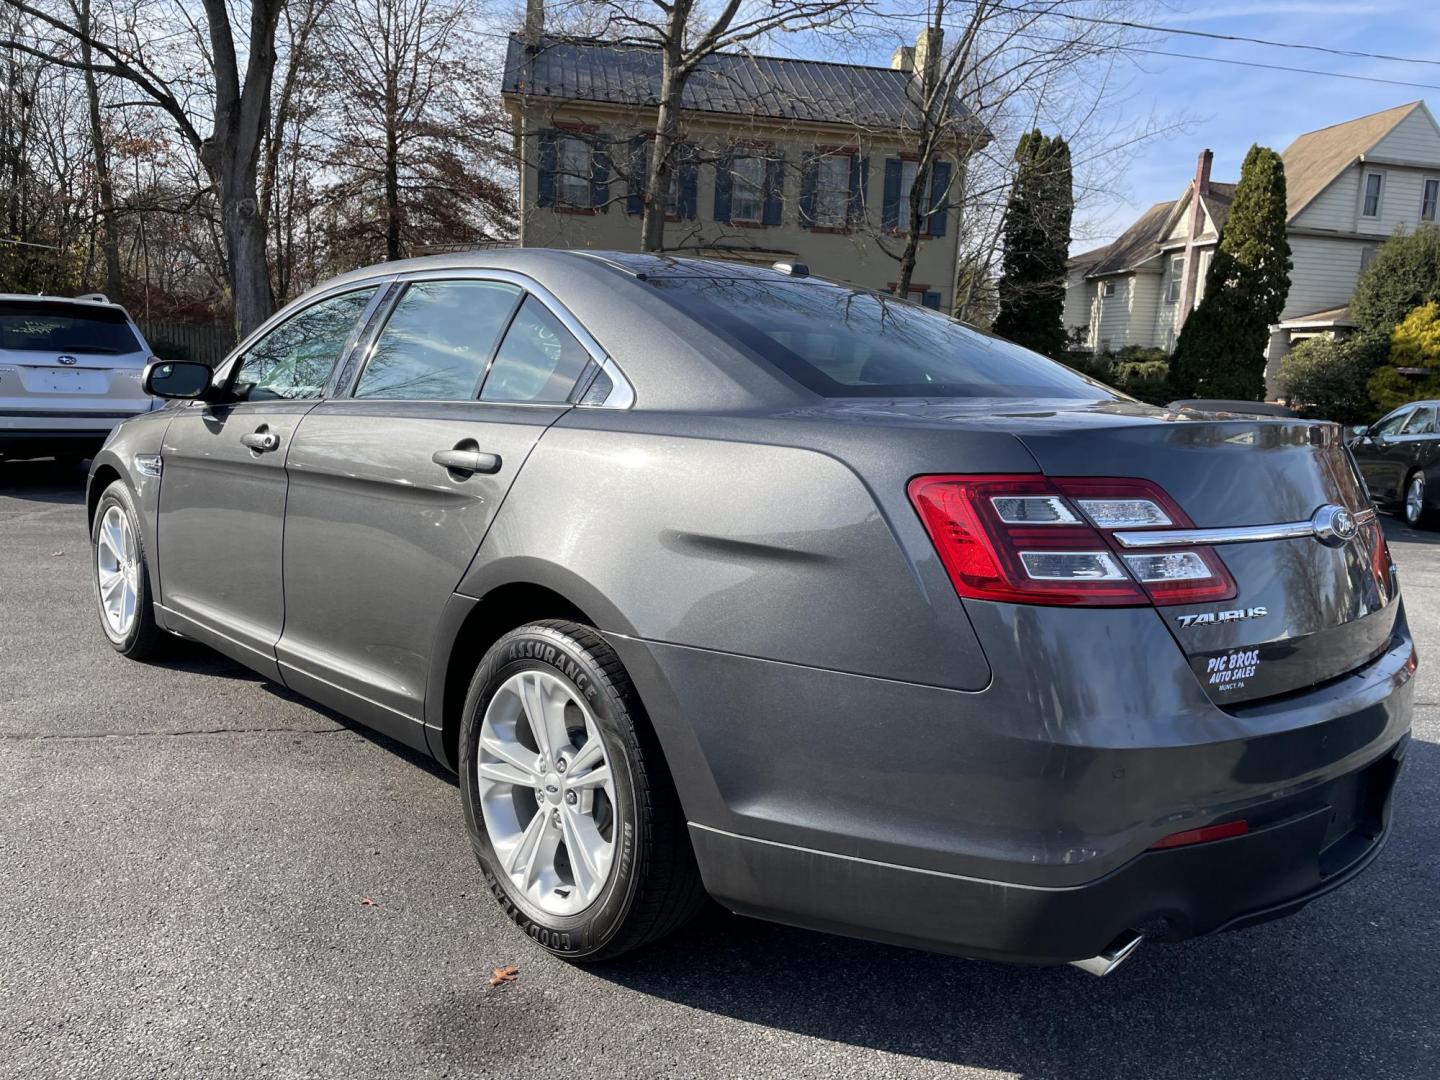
[[138, 319, 236, 367]]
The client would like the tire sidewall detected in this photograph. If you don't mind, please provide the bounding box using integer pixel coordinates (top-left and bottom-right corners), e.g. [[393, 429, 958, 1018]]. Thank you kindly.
[[459, 626, 643, 959], [90, 481, 150, 653], [1406, 474, 1425, 527]]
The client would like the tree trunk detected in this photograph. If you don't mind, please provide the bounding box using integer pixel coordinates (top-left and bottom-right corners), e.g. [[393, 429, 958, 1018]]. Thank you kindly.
[[640, 56, 681, 252], [385, 123, 401, 260], [894, 156, 932, 298], [78, 0, 121, 299]]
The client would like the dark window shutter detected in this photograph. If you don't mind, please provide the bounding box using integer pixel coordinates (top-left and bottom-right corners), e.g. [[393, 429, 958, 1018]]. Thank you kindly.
[[922, 290, 942, 310], [763, 156, 785, 226], [882, 159, 902, 231], [714, 148, 734, 223], [590, 142, 610, 211], [848, 154, 866, 225], [537, 131, 558, 208], [798, 153, 817, 227], [928, 160, 953, 237], [627, 135, 648, 216], [680, 157, 699, 220]]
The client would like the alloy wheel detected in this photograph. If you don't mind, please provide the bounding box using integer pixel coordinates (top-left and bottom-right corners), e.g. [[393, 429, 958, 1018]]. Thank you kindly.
[[1406, 474, 1425, 526], [476, 670, 617, 916], [96, 505, 139, 637]]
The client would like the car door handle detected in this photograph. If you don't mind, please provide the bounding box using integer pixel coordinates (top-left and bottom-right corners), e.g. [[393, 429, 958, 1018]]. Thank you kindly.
[[240, 429, 281, 453], [432, 448, 501, 476]]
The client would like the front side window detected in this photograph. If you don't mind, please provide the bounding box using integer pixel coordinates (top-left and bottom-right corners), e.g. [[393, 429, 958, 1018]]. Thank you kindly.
[[231, 288, 377, 402], [354, 280, 522, 400], [1362, 172, 1383, 218], [648, 272, 1118, 401], [813, 153, 854, 228], [1373, 407, 1413, 436], [1423, 177, 1439, 222], [0, 301, 140, 355], [480, 295, 592, 404], [1401, 406, 1436, 434], [557, 135, 593, 208]]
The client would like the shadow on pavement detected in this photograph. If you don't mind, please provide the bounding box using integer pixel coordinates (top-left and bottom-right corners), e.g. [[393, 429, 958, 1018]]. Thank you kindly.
[[0, 457, 89, 505], [1382, 514, 1440, 546], [565, 739, 1439, 1079]]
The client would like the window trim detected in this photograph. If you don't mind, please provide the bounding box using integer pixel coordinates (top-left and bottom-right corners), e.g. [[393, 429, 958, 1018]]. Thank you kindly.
[[1360, 170, 1385, 220], [212, 280, 395, 403], [335, 268, 634, 409], [1422, 176, 1440, 223]]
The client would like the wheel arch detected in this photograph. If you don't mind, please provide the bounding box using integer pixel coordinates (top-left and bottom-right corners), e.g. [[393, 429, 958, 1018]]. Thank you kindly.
[[86, 456, 126, 529]]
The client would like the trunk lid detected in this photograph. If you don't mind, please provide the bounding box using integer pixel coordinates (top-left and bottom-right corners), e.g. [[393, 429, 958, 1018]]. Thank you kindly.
[[1008, 405, 1397, 704]]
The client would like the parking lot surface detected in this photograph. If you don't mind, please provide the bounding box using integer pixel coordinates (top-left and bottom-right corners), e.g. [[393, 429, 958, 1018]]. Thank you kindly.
[[2, 457, 1438, 1080]]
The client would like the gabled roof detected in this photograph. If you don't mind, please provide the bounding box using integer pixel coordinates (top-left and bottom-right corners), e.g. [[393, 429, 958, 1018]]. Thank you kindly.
[[502, 34, 981, 135], [1281, 101, 1424, 220], [1083, 201, 1174, 277]]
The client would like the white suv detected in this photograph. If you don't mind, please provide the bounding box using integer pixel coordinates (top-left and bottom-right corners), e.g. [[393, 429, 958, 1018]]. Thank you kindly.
[[0, 293, 162, 461]]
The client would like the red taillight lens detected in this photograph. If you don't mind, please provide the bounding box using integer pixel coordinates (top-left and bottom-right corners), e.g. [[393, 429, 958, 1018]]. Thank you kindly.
[[1148, 819, 1249, 850], [907, 474, 1237, 608]]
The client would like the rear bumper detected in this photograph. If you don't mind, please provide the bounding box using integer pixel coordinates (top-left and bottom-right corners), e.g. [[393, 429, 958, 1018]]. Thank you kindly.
[[608, 603, 1415, 965], [689, 737, 1405, 964]]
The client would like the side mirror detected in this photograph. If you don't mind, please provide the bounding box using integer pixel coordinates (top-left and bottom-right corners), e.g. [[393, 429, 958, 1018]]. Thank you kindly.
[[1350, 424, 1368, 437], [143, 359, 214, 400]]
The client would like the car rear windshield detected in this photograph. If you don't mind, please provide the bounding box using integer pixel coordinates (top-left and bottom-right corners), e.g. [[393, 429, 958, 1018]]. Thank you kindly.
[[0, 300, 141, 355], [646, 275, 1114, 400]]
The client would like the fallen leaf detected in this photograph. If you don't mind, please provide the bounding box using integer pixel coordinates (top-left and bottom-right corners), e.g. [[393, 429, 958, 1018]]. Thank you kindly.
[[50, 551, 65, 557], [488, 965, 519, 987], [359, 895, 377, 906]]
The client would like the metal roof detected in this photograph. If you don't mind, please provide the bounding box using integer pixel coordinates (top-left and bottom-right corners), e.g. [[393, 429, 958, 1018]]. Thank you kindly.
[[502, 34, 980, 135]]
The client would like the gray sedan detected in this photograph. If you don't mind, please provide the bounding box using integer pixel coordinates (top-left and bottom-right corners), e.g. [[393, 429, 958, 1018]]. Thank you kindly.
[[88, 250, 1413, 976]]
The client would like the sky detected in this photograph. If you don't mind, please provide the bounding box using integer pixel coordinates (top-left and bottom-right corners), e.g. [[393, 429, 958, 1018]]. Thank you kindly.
[[783, 0, 1440, 252]]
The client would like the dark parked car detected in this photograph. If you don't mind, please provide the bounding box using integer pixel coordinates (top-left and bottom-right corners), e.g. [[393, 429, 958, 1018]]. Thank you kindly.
[[89, 251, 1414, 976], [1349, 400, 1440, 527]]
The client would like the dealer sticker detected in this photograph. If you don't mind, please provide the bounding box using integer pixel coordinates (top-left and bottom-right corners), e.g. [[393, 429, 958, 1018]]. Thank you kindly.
[[1204, 648, 1261, 692]]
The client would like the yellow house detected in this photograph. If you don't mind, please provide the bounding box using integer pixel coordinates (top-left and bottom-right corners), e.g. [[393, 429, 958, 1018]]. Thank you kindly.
[[500, 33, 983, 312]]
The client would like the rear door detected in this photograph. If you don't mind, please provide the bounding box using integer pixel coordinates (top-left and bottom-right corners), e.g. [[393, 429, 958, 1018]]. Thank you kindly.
[[276, 274, 603, 744], [155, 286, 382, 677]]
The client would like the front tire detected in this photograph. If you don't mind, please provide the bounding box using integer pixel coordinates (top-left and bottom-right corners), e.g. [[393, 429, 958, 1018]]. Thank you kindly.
[[91, 480, 167, 659], [459, 620, 705, 961], [1403, 471, 1432, 528]]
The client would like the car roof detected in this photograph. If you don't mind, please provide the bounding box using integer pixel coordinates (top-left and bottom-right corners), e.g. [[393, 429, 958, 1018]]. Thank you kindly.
[[0, 292, 134, 317]]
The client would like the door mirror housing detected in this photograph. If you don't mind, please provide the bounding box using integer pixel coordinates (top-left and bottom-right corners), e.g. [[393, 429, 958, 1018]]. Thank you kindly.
[[143, 359, 215, 400], [1350, 424, 1369, 437]]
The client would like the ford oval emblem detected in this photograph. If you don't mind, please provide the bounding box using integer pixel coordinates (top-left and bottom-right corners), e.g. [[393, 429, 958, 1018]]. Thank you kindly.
[[57, 354, 78, 366], [1311, 504, 1358, 547]]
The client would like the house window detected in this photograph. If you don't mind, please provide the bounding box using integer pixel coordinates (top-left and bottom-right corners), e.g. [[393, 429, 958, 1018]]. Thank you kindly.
[[814, 153, 854, 228], [556, 134, 597, 208], [730, 156, 766, 222], [1101, 280, 1117, 297], [1423, 178, 1439, 223], [1360, 245, 1378, 272], [1164, 256, 1185, 303], [1362, 172, 1383, 219]]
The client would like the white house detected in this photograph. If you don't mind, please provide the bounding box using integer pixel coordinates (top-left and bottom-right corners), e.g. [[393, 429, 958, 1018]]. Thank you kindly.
[[1064, 101, 1440, 396]]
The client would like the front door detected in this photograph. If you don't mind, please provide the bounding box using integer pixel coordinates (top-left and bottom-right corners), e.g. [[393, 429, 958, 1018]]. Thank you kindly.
[[277, 278, 599, 745], [1353, 405, 1414, 504], [155, 286, 382, 677]]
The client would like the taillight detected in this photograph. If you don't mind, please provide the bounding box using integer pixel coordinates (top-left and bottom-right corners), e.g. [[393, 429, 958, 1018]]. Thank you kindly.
[[907, 474, 1237, 608], [1148, 819, 1249, 850]]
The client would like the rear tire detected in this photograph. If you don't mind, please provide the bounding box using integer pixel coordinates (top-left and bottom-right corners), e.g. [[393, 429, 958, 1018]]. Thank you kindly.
[[459, 620, 706, 961], [91, 480, 167, 660], [1403, 471, 1433, 528]]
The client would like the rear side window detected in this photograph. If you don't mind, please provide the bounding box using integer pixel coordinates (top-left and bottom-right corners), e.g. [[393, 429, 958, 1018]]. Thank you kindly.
[[648, 277, 1114, 400], [0, 301, 140, 355], [355, 279, 522, 400], [480, 295, 592, 403]]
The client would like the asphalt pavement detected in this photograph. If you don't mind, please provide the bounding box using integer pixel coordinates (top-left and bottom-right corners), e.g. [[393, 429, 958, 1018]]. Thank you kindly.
[[2, 456, 1438, 1080]]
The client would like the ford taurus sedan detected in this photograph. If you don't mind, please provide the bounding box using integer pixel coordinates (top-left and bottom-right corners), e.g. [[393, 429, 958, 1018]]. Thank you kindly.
[[88, 251, 1414, 975]]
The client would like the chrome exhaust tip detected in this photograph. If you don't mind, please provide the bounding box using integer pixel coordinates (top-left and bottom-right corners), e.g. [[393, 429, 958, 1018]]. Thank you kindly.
[[1069, 931, 1144, 977]]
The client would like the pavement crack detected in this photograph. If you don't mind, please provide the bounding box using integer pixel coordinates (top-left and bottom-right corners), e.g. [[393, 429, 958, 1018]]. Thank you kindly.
[[0, 726, 347, 741]]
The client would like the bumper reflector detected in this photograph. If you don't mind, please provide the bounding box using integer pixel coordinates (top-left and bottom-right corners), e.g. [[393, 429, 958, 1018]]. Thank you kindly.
[[1149, 820, 1250, 850]]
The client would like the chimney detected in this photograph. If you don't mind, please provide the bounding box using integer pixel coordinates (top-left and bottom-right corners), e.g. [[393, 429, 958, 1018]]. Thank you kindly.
[[524, 0, 544, 46], [913, 26, 943, 85], [1194, 148, 1212, 197], [890, 45, 915, 72]]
